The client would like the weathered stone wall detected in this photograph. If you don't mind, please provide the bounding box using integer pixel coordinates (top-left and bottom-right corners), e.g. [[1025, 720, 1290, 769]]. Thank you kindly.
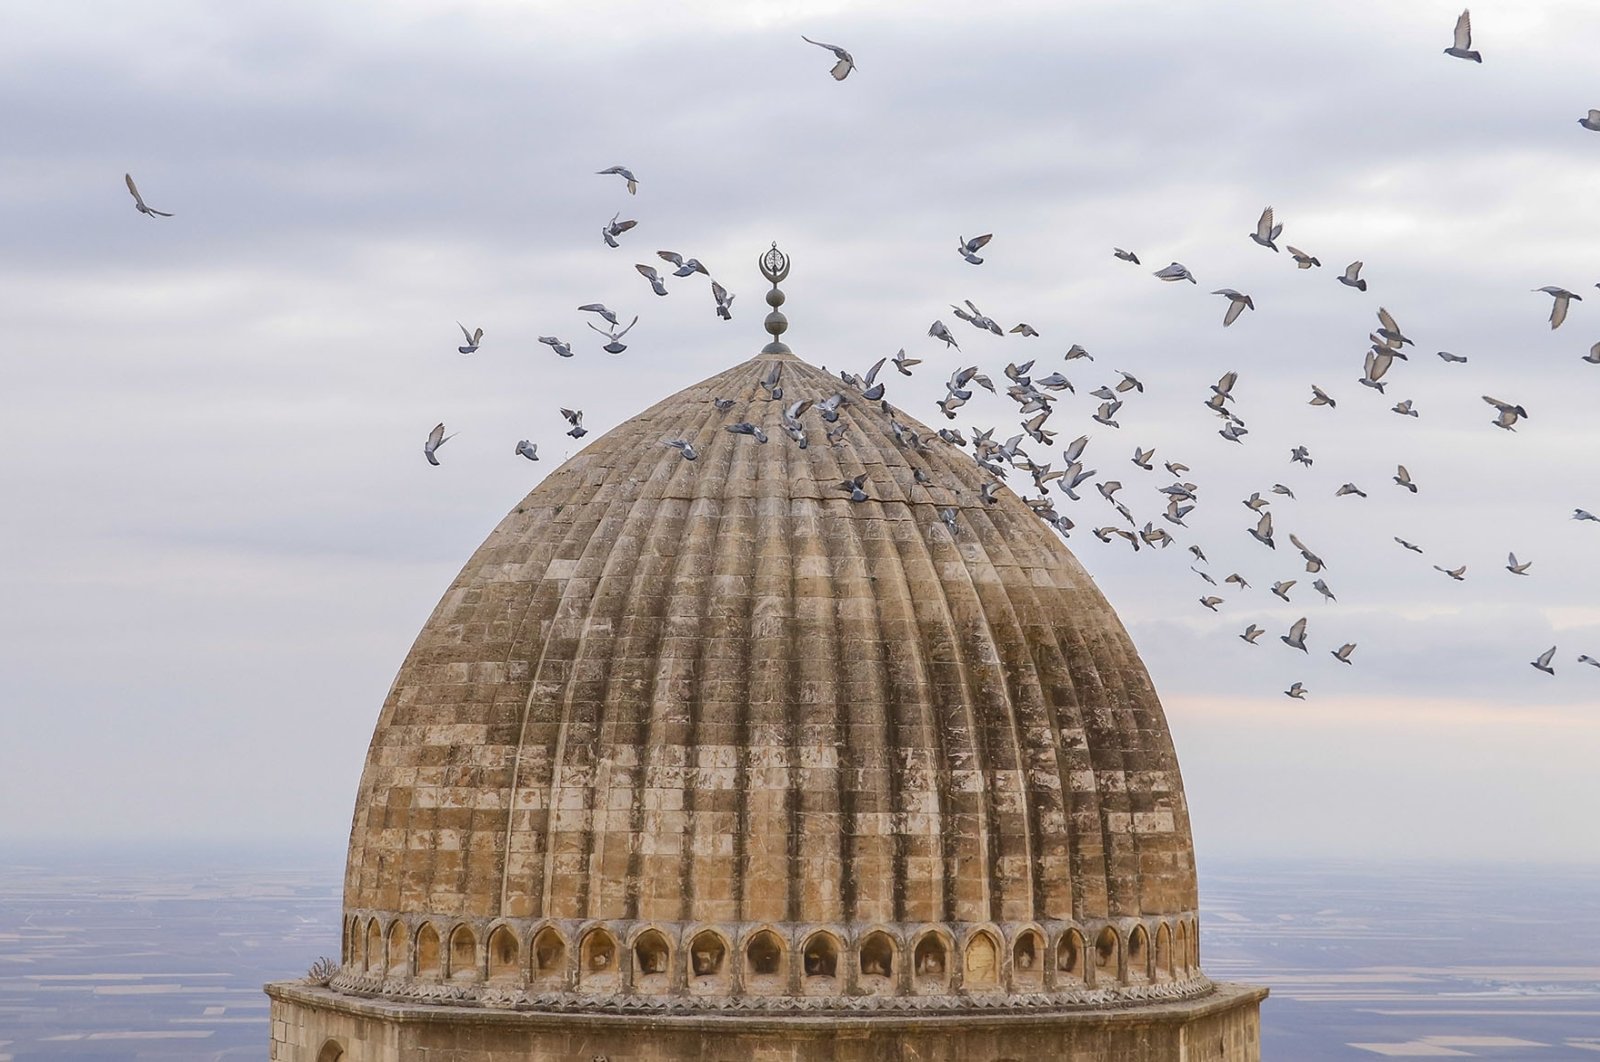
[[268, 981, 1265, 1062]]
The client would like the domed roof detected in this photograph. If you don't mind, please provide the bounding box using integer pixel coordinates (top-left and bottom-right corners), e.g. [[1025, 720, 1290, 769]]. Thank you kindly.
[[335, 342, 1208, 1012]]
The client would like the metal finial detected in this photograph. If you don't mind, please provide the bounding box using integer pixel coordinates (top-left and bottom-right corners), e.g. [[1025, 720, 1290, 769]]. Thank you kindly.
[[759, 242, 791, 354]]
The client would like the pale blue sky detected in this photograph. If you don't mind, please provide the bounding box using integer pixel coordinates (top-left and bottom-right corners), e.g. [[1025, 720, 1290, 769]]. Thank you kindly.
[[1, 0, 1597, 864]]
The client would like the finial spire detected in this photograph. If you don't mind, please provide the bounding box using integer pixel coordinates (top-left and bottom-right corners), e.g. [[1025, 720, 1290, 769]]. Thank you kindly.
[[759, 242, 792, 355]]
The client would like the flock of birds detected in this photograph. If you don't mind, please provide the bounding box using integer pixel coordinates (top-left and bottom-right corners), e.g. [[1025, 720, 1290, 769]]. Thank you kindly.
[[122, 13, 1599, 698]]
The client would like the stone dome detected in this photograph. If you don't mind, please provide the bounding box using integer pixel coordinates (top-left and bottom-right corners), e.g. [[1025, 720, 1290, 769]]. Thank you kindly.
[[333, 344, 1208, 1014]]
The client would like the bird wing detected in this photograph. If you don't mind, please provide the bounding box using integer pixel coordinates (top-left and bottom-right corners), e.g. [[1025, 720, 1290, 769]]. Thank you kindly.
[[1255, 207, 1274, 240], [458, 321, 473, 343], [1370, 350, 1393, 379], [124, 172, 143, 204], [635, 263, 660, 281], [613, 220, 637, 234], [1536, 646, 1556, 667], [427, 422, 446, 448], [1288, 617, 1307, 641], [864, 357, 886, 386], [1344, 260, 1363, 280], [1551, 294, 1570, 330], [1590, 110, 1600, 123], [657, 250, 684, 266], [614, 315, 640, 339], [712, 280, 728, 301], [966, 233, 993, 252], [829, 56, 853, 79], [1257, 511, 1273, 537], [1222, 297, 1245, 327], [1377, 306, 1400, 335], [1453, 9, 1472, 49]]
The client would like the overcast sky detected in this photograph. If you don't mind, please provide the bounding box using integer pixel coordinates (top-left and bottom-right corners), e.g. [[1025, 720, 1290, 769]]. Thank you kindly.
[[3, 0, 1597, 866]]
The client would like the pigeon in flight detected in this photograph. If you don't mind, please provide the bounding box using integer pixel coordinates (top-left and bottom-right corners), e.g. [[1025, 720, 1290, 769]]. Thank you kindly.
[[1249, 207, 1282, 251], [1281, 617, 1309, 653], [515, 439, 538, 462], [1113, 248, 1141, 264], [1153, 262, 1197, 284], [1575, 509, 1600, 522], [635, 264, 669, 296], [711, 280, 735, 320], [1395, 537, 1424, 553], [759, 361, 784, 401], [597, 166, 638, 194], [1437, 350, 1468, 363], [957, 233, 993, 265], [601, 213, 637, 248], [457, 323, 483, 355], [665, 439, 698, 461], [1433, 564, 1467, 581], [1290, 446, 1313, 467], [1360, 348, 1395, 392], [124, 173, 173, 217], [423, 423, 455, 466], [538, 336, 574, 358], [1272, 483, 1295, 498], [1287, 246, 1320, 269], [1530, 646, 1556, 675], [1534, 286, 1581, 329], [560, 408, 587, 439], [1331, 643, 1356, 665], [1393, 465, 1417, 493], [1271, 580, 1295, 601], [658, 251, 709, 277], [726, 421, 768, 443], [1213, 289, 1255, 326], [1579, 654, 1600, 667], [1240, 624, 1265, 644], [929, 320, 960, 349], [1444, 9, 1482, 62], [1249, 511, 1275, 549], [1583, 343, 1600, 365], [1199, 596, 1223, 612], [1312, 578, 1337, 603], [1375, 307, 1414, 347], [837, 473, 870, 503], [1010, 323, 1040, 337], [801, 35, 855, 80], [1285, 682, 1308, 700], [1506, 552, 1532, 575], [587, 315, 639, 355], [1309, 385, 1336, 409], [1392, 399, 1418, 417], [578, 303, 620, 326], [1337, 261, 1367, 291], [1483, 395, 1527, 431], [1580, 110, 1600, 132], [1226, 573, 1251, 590], [892, 347, 921, 375]]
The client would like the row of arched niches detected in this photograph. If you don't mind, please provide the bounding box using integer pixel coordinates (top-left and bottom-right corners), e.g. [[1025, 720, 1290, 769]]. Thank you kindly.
[[332, 915, 1209, 1011]]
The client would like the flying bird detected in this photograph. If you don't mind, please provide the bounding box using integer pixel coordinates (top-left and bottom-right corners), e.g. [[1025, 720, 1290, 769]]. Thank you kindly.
[[1331, 643, 1356, 665], [1531, 646, 1557, 675], [1375, 307, 1414, 347], [1583, 343, 1600, 365], [1575, 509, 1600, 522], [664, 439, 698, 461], [801, 35, 855, 80], [1153, 262, 1197, 284], [1395, 537, 1424, 553], [759, 361, 784, 401], [1337, 261, 1367, 291], [1285, 682, 1308, 700], [726, 421, 768, 443], [456, 322, 483, 355], [423, 422, 454, 466], [1249, 206, 1282, 251], [1437, 350, 1468, 363], [1281, 617, 1309, 653], [515, 439, 538, 462], [1249, 511, 1275, 549], [1287, 246, 1320, 269], [1309, 385, 1336, 409], [1578, 654, 1600, 667], [1113, 248, 1141, 264], [1199, 596, 1223, 612], [1506, 552, 1531, 575], [929, 320, 960, 349], [837, 473, 870, 502], [586, 315, 639, 355], [1483, 395, 1528, 431], [711, 280, 735, 320], [1393, 465, 1417, 493], [1240, 624, 1265, 644], [635, 263, 670, 296], [957, 233, 993, 265], [601, 213, 637, 248], [1271, 580, 1296, 601], [1433, 564, 1467, 581], [597, 165, 638, 194], [1312, 578, 1337, 603], [538, 336, 574, 358], [1213, 289, 1255, 326], [1534, 286, 1581, 329], [578, 303, 620, 326], [560, 408, 587, 439], [124, 173, 173, 217], [657, 251, 709, 277], [1444, 9, 1482, 62], [1010, 323, 1040, 337], [1392, 399, 1418, 417], [1290, 446, 1313, 467]]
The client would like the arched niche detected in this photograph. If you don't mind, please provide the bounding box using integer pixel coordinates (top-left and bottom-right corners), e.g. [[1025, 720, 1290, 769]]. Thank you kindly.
[[1056, 929, 1087, 983], [858, 931, 896, 992], [415, 923, 442, 979], [385, 919, 408, 977], [632, 929, 671, 992], [365, 919, 383, 973], [912, 932, 950, 993], [688, 930, 728, 980], [1093, 926, 1120, 985], [1154, 922, 1173, 982], [1012, 929, 1044, 989], [1174, 920, 1190, 976], [487, 925, 520, 982], [744, 929, 786, 993], [532, 926, 567, 986], [1127, 924, 1150, 984], [963, 930, 1000, 990], [316, 1039, 344, 1062], [447, 924, 479, 982], [801, 931, 840, 995], [579, 928, 618, 990], [345, 917, 359, 967]]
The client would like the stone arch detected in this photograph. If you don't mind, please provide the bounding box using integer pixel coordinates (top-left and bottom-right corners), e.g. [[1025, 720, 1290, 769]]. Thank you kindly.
[[963, 929, 1001, 990], [385, 919, 407, 976], [345, 916, 359, 967], [447, 923, 478, 981], [1127, 924, 1150, 984], [743, 928, 786, 992], [1011, 928, 1044, 989], [316, 1039, 344, 1062], [1174, 920, 1190, 976], [801, 930, 840, 994], [487, 924, 520, 982], [1154, 922, 1173, 981], [1056, 928, 1087, 983], [415, 922, 442, 978], [1093, 926, 1120, 985], [687, 929, 728, 982], [578, 927, 618, 990], [911, 930, 951, 993], [632, 928, 672, 992], [364, 918, 383, 973], [532, 925, 567, 986], [858, 930, 896, 992]]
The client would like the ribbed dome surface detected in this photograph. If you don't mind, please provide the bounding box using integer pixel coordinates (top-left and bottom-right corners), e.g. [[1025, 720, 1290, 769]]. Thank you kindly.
[[337, 350, 1203, 1009]]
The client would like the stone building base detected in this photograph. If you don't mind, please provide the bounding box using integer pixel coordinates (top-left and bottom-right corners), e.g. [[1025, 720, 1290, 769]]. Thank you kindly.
[[265, 981, 1267, 1062]]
